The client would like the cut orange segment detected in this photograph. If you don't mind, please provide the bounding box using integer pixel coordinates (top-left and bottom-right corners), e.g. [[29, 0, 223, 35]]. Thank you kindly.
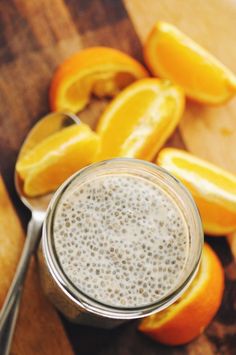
[[95, 78, 184, 161], [19, 113, 80, 160], [50, 46, 149, 113], [16, 124, 100, 197], [157, 148, 236, 235], [139, 243, 224, 345], [144, 21, 236, 105]]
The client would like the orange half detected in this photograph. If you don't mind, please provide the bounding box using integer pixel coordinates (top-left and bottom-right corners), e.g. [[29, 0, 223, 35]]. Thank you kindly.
[[144, 21, 236, 105], [96, 78, 184, 161], [157, 148, 236, 235], [50, 46, 149, 113]]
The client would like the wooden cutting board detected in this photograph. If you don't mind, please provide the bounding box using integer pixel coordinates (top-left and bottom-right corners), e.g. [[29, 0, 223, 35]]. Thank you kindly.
[[0, 176, 74, 355], [0, 0, 235, 354], [124, 0, 236, 174]]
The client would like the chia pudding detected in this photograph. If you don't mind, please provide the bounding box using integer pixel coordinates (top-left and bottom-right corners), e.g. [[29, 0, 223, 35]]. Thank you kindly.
[[53, 174, 189, 308]]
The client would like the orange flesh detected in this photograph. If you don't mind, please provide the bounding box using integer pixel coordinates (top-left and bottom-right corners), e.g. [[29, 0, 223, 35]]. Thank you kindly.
[[157, 148, 236, 235], [16, 124, 100, 197], [50, 47, 148, 112], [144, 22, 236, 104], [96, 78, 184, 161]]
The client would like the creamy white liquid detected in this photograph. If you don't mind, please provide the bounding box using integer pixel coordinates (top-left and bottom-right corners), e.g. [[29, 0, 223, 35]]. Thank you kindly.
[[53, 174, 189, 308]]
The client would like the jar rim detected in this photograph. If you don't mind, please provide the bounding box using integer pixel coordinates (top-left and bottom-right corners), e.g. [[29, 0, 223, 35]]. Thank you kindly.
[[42, 158, 204, 320]]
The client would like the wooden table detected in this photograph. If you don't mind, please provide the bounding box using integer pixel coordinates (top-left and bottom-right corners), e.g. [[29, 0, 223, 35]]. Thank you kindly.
[[0, 1, 235, 354]]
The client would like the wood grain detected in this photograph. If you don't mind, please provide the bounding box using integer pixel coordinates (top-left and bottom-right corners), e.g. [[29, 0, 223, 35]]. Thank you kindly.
[[0, 176, 74, 355], [0, 0, 235, 354], [124, 0, 236, 173], [0, 178, 24, 308]]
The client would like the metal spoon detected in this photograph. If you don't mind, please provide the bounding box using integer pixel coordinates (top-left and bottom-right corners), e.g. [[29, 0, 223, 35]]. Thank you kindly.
[[0, 111, 80, 355]]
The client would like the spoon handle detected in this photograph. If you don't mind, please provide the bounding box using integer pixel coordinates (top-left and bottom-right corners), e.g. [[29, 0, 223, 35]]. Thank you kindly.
[[0, 213, 43, 355], [0, 295, 21, 355]]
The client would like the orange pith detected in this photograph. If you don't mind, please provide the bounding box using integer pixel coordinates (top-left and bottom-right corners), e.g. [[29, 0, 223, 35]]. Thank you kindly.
[[16, 124, 100, 197], [50, 46, 149, 113], [144, 21, 236, 104], [157, 148, 236, 235], [95, 78, 184, 161], [139, 243, 224, 345]]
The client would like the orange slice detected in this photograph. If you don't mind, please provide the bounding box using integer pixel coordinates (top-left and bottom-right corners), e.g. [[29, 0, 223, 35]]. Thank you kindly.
[[157, 148, 236, 235], [144, 21, 236, 105], [50, 47, 149, 113], [18, 113, 80, 160], [139, 243, 224, 345], [95, 78, 184, 161], [16, 124, 100, 197]]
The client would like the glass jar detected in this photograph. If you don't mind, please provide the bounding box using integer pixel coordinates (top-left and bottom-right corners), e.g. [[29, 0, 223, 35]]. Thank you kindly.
[[38, 158, 203, 328]]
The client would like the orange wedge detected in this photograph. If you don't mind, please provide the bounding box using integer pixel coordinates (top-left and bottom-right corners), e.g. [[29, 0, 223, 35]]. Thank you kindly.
[[144, 21, 236, 105], [50, 47, 149, 113], [157, 148, 236, 235], [18, 113, 80, 160], [95, 78, 184, 161], [139, 243, 224, 345], [16, 124, 100, 197]]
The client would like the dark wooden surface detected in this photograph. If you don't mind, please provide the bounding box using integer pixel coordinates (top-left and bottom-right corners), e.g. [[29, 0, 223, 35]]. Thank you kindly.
[[0, 1, 235, 354]]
